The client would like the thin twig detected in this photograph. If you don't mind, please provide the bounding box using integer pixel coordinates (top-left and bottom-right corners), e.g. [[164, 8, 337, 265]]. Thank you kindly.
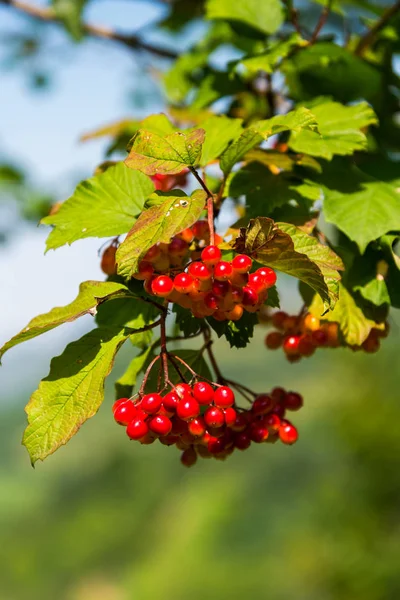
[[309, 0, 333, 45], [126, 319, 161, 335], [355, 0, 400, 56], [189, 167, 216, 245], [1, 0, 177, 59], [138, 355, 160, 396], [284, 0, 304, 36]]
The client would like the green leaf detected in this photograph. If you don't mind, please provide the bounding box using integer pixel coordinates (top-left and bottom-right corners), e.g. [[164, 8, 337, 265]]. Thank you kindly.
[[199, 115, 243, 166], [0, 281, 129, 361], [309, 284, 383, 345], [264, 284, 280, 308], [319, 163, 400, 253], [164, 50, 211, 104], [96, 295, 158, 348], [52, 0, 86, 41], [206, 0, 284, 35], [354, 278, 391, 306], [233, 217, 344, 309], [116, 189, 207, 279], [115, 347, 153, 399], [289, 101, 378, 159], [244, 148, 322, 172], [226, 162, 320, 216], [380, 235, 400, 270], [220, 107, 318, 175], [42, 163, 154, 251], [207, 312, 258, 348], [23, 327, 128, 464], [173, 304, 203, 337], [235, 34, 307, 77], [125, 129, 205, 175], [282, 42, 382, 104]]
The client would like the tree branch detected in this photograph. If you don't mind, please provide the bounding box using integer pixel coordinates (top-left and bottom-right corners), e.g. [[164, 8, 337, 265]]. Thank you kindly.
[[355, 0, 400, 56], [309, 0, 333, 45], [1, 0, 178, 59]]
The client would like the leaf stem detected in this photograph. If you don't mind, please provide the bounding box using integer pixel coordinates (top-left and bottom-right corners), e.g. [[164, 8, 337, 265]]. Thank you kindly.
[[2, 0, 178, 59], [309, 0, 333, 45], [189, 167, 216, 245]]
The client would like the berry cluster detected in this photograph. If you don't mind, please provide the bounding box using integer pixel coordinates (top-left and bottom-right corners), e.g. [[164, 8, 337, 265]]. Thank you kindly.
[[265, 310, 388, 361], [132, 221, 277, 321], [113, 383, 302, 466]]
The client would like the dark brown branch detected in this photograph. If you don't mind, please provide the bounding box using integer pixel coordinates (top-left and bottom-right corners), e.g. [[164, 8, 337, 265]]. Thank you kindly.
[[355, 0, 400, 56], [309, 0, 333, 45], [1, 0, 178, 59], [284, 0, 304, 36]]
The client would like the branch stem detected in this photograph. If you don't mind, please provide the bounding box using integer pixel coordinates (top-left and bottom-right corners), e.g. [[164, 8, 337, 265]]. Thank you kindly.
[[355, 0, 400, 56], [1, 0, 177, 59]]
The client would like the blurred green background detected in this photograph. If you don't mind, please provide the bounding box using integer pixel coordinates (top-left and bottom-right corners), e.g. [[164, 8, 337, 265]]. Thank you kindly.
[[1, 320, 400, 600], [1, 1, 400, 599]]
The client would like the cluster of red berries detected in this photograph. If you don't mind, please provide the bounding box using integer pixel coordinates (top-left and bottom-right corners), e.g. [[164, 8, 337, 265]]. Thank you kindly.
[[265, 310, 388, 361], [131, 222, 277, 321], [113, 382, 302, 466]]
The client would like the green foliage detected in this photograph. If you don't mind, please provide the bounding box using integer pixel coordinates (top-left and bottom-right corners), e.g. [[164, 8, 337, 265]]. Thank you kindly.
[[125, 129, 205, 174], [309, 284, 384, 345], [42, 163, 154, 250], [23, 327, 128, 464], [0, 281, 129, 361], [116, 189, 207, 278], [288, 101, 377, 159], [3, 0, 399, 463], [205, 0, 284, 35], [234, 218, 343, 309]]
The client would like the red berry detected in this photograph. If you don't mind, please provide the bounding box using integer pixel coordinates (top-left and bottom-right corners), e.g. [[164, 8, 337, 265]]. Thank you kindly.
[[256, 267, 277, 288], [213, 386, 235, 408], [149, 415, 172, 436], [235, 432, 251, 450], [232, 254, 252, 273], [132, 261, 154, 280], [174, 272, 194, 293], [208, 437, 226, 454], [212, 280, 231, 297], [126, 417, 149, 440], [249, 423, 269, 443], [101, 245, 117, 275], [271, 387, 286, 403], [163, 391, 180, 413], [188, 416, 206, 437], [188, 261, 212, 281], [192, 220, 209, 239], [204, 406, 225, 428], [151, 275, 174, 297], [279, 421, 298, 445], [312, 329, 328, 345], [192, 381, 214, 405], [204, 293, 219, 310], [113, 400, 137, 425], [231, 413, 248, 432], [252, 394, 274, 415], [201, 245, 222, 265], [224, 407, 237, 427], [273, 403, 286, 418], [242, 286, 259, 306], [175, 383, 193, 398], [248, 273, 267, 292], [168, 237, 189, 256], [284, 392, 303, 411], [214, 261, 233, 281], [263, 413, 281, 432], [265, 331, 283, 349], [271, 311, 288, 329], [177, 397, 200, 421], [170, 417, 188, 436], [141, 393, 163, 414], [283, 335, 301, 356], [143, 245, 161, 263], [181, 447, 197, 467], [298, 335, 315, 357]]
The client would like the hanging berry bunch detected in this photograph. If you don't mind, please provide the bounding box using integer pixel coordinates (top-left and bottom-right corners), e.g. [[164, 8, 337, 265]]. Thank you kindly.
[[112, 314, 302, 466], [265, 310, 389, 362]]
